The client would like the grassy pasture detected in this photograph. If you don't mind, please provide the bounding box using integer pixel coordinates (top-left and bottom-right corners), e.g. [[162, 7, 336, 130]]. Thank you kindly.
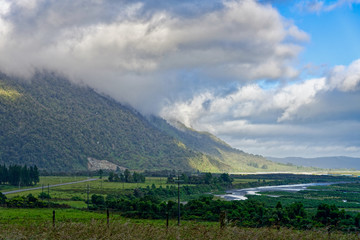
[[1, 174, 360, 239], [0, 218, 358, 240], [0, 176, 90, 192], [0, 206, 358, 240], [3, 176, 179, 208]]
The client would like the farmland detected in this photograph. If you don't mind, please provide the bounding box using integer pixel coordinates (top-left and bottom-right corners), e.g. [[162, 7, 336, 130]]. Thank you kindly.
[[1, 173, 360, 239]]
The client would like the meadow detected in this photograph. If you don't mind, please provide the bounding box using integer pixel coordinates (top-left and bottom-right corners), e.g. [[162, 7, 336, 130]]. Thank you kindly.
[[1, 220, 359, 240], [1, 173, 360, 239], [3, 176, 175, 208]]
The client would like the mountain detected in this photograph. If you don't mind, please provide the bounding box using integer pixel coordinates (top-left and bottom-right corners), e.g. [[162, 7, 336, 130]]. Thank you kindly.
[[267, 156, 360, 170], [147, 117, 312, 172], [0, 71, 307, 172]]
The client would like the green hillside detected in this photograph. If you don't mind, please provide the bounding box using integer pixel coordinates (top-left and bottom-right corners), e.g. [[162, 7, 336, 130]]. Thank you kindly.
[[0, 72, 308, 173], [148, 117, 308, 172], [0, 72, 197, 171]]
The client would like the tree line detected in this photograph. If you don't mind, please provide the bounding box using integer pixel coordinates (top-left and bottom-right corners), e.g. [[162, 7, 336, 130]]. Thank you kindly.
[[167, 172, 233, 185], [0, 164, 40, 186], [88, 193, 360, 232], [108, 169, 145, 183]]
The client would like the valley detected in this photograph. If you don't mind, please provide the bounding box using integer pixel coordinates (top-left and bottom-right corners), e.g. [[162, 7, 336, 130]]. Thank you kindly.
[[1, 173, 360, 239], [0, 72, 313, 173]]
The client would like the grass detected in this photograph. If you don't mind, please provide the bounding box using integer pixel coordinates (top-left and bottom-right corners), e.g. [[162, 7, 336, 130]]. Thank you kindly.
[[0, 208, 106, 224], [2, 176, 180, 208], [0, 207, 359, 239], [0, 176, 90, 192], [0, 219, 358, 240], [2, 175, 360, 239]]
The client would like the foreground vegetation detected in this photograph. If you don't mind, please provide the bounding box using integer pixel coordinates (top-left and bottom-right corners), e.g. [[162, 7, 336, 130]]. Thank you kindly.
[[0, 220, 359, 240]]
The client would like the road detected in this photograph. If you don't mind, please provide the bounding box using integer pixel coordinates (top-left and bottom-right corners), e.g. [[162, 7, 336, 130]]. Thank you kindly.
[[2, 178, 98, 195]]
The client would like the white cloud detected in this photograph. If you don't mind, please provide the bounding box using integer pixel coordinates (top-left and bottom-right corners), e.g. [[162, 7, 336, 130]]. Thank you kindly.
[[0, 0, 307, 112], [287, 25, 311, 42], [161, 58, 360, 157], [272, 77, 327, 121], [161, 77, 328, 124], [226, 137, 360, 158], [297, 0, 360, 13], [0, 0, 10, 15], [16, 0, 42, 10], [329, 59, 360, 91], [203, 118, 360, 158]]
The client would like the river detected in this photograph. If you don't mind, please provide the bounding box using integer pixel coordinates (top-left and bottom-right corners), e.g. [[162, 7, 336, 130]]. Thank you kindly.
[[219, 182, 341, 200]]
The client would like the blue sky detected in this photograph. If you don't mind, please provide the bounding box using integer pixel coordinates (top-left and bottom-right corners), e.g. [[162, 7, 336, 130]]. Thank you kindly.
[[0, 0, 359, 158], [279, 1, 360, 67]]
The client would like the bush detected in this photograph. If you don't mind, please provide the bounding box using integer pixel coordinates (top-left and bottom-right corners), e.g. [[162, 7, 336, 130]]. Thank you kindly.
[[0, 192, 7, 204], [71, 196, 84, 201], [38, 192, 51, 200], [91, 194, 105, 206]]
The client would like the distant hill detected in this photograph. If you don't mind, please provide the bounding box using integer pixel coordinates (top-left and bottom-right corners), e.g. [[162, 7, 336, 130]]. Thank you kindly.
[[0, 71, 309, 172], [267, 156, 360, 170], [148, 117, 313, 173]]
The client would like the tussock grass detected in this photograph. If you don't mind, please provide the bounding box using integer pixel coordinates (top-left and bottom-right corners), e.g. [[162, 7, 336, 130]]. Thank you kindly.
[[0, 220, 358, 240]]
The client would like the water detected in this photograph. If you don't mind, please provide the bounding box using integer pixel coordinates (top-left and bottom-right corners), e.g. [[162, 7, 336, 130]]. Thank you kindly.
[[219, 182, 340, 200]]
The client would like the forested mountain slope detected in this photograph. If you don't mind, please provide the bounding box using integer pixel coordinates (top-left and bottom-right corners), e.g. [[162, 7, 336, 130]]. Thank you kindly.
[[0, 72, 305, 172], [0, 72, 197, 171], [148, 117, 309, 172]]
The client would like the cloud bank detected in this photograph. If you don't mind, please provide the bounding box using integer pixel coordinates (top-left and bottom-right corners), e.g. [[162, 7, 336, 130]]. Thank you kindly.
[[0, 0, 359, 158], [161, 59, 360, 157], [0, 0, 307, 112]]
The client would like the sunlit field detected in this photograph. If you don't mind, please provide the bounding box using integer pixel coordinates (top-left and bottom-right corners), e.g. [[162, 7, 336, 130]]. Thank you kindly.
[[3, 176, 180, 208]]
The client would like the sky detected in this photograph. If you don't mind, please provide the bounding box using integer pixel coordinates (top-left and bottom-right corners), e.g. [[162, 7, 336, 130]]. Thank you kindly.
[[0, 0, 359, 158]]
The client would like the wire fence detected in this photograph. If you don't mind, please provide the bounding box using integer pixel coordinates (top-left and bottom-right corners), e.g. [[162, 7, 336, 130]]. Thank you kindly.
[[0, 209, 193, 228]]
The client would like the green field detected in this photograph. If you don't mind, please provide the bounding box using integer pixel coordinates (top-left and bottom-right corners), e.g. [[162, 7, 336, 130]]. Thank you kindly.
[[3, 176, 179, 208], [0, 176, 89, 192], [0, 206, 358, 240], [0, 218, 358, 240], [1, 173, 360, 239]]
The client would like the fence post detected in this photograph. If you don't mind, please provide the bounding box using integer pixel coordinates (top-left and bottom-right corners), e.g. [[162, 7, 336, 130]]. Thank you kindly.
[[48, 184, 50, 207], [166, 212, 169, 229], [52, 210, 55, 228], [107, 209, 109, 227], [86, 184, 90, 209], [220, 211, 227, 229]]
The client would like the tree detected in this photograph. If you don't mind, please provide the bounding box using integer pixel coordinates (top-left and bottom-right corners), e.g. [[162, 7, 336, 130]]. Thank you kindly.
[[180, 173, 189, 184], [108, 172, 114, 182], [355, 213, 360, 228], [119, 172, 125, 182], [21, 165, 31, 186], [34, 165, 39, 184], [30, 165, 40, 185], [113, 173, 120, 182], [98, 169, 103, 179], [0, 164, 8, 184], [167, 176, 175, 184], [134, 188, 144, 198], [204, 173, 213, 184], [314, 203, 344, 227], [124, 169, 131, 182], [91, 194, 105, 206], [38, 192, 51, 200], [0, 192, 7, 205], [219, 173, 232, 184], [8, 165, 21, 186]]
